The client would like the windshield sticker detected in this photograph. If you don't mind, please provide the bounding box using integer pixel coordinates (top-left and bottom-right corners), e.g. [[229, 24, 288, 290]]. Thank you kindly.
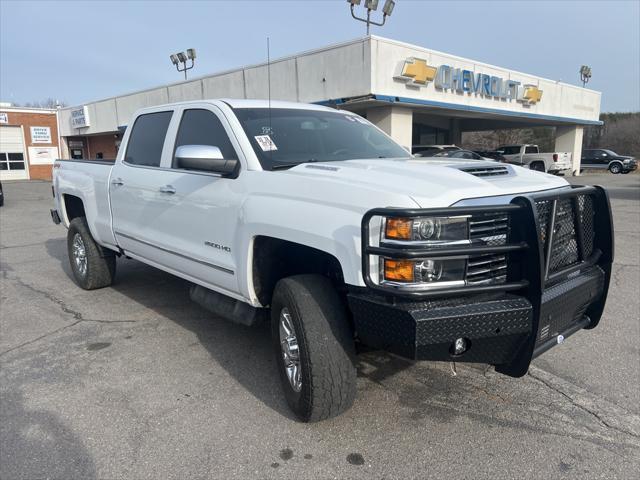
[[255, 135, 278, 152]]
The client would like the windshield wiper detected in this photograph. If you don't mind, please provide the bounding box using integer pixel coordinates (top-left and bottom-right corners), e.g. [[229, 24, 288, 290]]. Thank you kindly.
[[270, 159, 319, 171]]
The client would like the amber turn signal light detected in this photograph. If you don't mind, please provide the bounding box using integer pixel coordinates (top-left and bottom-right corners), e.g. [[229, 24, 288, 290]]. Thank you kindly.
[[385, 218, 412, 240], [383, 259, 415, 282]]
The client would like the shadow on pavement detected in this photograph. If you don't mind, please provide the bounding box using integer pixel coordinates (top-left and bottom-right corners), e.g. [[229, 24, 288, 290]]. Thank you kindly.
[[43, 237, 417, 420], [0, 389, 97, 480]]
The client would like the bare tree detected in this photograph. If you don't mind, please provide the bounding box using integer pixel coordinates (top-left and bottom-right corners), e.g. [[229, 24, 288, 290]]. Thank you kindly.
[[18, 98, 67, 109], [584, 113, 640, 157]]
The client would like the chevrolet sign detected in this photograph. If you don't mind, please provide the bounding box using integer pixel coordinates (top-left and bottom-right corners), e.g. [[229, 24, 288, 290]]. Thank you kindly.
[[395, 57, 543, 105]]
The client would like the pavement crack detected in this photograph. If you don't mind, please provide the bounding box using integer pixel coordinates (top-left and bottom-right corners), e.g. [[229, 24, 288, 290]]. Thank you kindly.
[[12, 275, 85, 321], [0, 320, 83, 357], [0, 275, 135, 357], [528, 368, 640, 441]]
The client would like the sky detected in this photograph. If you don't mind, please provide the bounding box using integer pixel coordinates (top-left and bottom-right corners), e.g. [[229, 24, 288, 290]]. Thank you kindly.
[[1, 0, 639, 112]]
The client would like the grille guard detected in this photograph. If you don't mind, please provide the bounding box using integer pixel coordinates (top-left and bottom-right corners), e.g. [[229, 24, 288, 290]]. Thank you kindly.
[[360, 184, 613, 377], [361, 185, 613, 301]]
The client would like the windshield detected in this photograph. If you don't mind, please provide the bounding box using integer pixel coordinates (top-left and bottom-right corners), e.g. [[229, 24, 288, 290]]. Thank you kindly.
[[603, 149, 619, 156], [233, 108, 409, 170]]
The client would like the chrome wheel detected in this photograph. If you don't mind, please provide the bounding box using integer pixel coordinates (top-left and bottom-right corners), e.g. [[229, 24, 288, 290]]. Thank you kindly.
[[279, 307, 302, 392], [72, 233, 87, 277]]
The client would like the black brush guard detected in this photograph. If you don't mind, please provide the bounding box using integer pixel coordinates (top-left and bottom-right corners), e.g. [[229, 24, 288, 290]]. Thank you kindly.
[[349, 185, 614, 377]]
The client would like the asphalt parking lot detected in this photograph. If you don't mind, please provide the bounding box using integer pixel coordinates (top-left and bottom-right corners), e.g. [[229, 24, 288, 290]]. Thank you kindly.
[[1, 172, 639, 479]]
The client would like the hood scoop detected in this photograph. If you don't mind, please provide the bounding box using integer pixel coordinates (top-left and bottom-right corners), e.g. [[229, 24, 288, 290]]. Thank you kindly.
[[458, 165, 510, 177]]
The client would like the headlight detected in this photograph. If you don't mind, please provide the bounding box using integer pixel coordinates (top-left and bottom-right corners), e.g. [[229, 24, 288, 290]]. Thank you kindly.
[[384, 216, 468, 243], [381, 215, 469, 289], [382, 258, 466, 284]]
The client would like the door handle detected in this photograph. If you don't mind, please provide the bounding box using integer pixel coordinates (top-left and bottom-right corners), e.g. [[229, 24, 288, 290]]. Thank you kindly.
[[159, 185, 176, 194], [111, 178, 124, 186]]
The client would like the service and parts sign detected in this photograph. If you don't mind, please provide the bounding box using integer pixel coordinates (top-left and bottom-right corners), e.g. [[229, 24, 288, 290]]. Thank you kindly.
[[395, 57, 543, 106], [28, 146, 58, 165], [0, 112, 8, 123], [30, 126, 52, 143], [70, 106, 90, 128]]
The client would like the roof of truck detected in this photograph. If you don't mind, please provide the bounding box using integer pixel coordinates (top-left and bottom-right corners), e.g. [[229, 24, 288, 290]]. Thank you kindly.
[[220, 98, 334, 111]]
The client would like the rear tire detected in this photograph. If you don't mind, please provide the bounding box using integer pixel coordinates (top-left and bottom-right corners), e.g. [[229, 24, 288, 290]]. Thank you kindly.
[[530, 162, 546, 172], [609, 163, 622, 174], [67, 217, 116, 290], [271, 274, 356, 422]]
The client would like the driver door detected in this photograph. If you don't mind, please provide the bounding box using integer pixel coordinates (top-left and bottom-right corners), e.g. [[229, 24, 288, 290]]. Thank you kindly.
[[143, 105, 244, 295]]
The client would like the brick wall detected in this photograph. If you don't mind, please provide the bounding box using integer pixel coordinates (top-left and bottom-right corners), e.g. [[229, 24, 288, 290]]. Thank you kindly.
[[0, 110, 59, 180], [87, 134, 119, 160]]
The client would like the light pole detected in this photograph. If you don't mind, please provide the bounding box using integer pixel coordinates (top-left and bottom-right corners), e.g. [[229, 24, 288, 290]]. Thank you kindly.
[[579, 65, 592, 87], [170, 48, 197, 80], [348, 0, 395, 35]]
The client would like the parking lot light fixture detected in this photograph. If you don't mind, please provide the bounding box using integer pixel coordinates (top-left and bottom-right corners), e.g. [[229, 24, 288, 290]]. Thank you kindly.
[[580, 65, 592, 87], [170, 49, 196, 80], [383, 0, 395, 16], [348, 0, 395, 35]]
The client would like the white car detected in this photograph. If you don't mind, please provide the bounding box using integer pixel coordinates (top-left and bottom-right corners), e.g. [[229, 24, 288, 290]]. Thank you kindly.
[[498, 144, 572, 174], [51, 99, 613, 422]]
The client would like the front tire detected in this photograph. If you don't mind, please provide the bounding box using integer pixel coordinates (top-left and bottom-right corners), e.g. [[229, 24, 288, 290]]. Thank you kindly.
[[271, 275, 356, 422], [609, 163, 622, 174], [67, 217, 116, 290]]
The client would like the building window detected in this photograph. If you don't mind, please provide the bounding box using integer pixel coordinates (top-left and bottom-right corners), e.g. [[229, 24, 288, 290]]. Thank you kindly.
[[0, 152, 25, 171], [412, 124, 448, 146]]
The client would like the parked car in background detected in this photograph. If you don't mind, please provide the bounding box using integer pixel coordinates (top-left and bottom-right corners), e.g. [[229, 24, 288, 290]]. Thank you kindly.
[[412, 144, 460, 156], [581, 149, 637, 174], [0, 181, 3, 207], [498, 144, 571, 174], [418, 149, 493, 161], [474, 150, 507, 162]]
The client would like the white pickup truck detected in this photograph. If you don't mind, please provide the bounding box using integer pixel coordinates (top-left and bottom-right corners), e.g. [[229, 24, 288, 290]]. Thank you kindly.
[[498, 144, 572, 174], [51, 99, 613, 422]]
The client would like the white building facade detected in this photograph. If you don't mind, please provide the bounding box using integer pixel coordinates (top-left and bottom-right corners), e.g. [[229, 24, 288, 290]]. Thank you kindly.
[[57, 36, 601, 173]]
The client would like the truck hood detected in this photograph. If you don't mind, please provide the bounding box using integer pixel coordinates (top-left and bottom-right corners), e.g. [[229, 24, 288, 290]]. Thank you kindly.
[[284, 158, 568, 207]]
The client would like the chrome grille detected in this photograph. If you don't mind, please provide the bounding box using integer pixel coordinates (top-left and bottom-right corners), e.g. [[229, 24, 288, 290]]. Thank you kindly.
[[467, 213, 509, 285]]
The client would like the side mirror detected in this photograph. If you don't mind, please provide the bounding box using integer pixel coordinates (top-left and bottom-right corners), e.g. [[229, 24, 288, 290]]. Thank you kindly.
[[602, 153, 608, 157], [496, 150, 504, 154], [175, 145, 239, 176]]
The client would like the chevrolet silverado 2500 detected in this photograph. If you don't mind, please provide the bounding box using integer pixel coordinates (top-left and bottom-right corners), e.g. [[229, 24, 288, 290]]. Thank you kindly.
[[51, 99, 613, 422], [499, 144, 572, 174]]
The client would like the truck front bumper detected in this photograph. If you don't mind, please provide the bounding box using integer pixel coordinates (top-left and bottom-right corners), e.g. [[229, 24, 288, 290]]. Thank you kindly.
[[355, 185, 613, 377], [348, 264, 604, 368]]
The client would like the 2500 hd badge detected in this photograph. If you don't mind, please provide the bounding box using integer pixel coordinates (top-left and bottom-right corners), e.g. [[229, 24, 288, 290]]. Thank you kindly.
[[51, 99, 613, 422]]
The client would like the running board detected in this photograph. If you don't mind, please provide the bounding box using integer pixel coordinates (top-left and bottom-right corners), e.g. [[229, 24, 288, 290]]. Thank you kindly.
[[189, 284, 267, 327]]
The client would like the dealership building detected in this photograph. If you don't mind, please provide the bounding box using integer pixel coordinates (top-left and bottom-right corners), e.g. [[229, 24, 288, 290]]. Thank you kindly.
[[55, 36, 602, 175], [0, 105, 60, 181]]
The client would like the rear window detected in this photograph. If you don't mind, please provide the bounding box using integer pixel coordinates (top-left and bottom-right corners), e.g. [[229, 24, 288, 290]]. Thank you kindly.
[[524, 146, 538, 154], [501, 146, 521, 155], [125, 111, 173, 167]]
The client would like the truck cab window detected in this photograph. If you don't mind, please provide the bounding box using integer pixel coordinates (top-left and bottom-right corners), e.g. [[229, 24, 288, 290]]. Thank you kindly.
[[173, 109, 237, 167], [125, 111, 173, 167], [524, 146, 537, 154]]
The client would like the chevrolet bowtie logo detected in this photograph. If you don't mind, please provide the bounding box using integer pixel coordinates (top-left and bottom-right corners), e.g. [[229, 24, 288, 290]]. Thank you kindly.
[[399, 58, 437, 85], [522, 85, 543, 104]]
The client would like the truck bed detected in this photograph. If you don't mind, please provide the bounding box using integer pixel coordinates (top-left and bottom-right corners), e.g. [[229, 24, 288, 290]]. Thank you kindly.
[[53, 158, 117, 249]]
